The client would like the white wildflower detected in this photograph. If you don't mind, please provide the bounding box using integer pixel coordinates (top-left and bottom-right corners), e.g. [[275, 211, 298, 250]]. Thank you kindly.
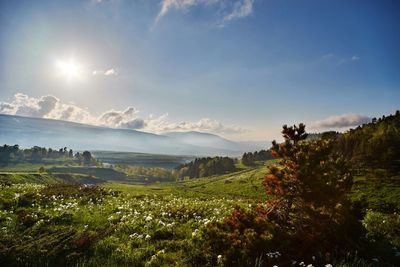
[[217, 255, 223, 265], [192, 229, 199, 237]]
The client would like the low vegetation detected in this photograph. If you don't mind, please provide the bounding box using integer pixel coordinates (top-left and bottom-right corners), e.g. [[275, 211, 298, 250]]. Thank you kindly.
[[116, 165, 178, 183]]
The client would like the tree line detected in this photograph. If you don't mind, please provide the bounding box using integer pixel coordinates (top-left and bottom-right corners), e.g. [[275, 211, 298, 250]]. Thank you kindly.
[[241, 149, 273, 166], [335, 110, 400, 172], [176, 156, 236, 179], [0, 144, 95, 166]]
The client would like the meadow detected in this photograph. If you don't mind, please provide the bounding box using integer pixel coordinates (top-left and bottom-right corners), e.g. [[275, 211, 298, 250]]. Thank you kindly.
[[0, 164, 266, 267], [1, 159, 399, 266]]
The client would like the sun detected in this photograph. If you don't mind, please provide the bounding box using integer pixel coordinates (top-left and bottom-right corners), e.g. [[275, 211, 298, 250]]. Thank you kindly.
[[55, 59, 83, 81]]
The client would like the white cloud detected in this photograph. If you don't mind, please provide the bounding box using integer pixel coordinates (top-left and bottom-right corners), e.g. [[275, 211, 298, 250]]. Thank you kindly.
[[0, 93, 96, 124], [104, 69, 117, 76], [120, 118, 146, 130], [0, 93, 242, 134], [92, 68, 118, 76], [311, 113, 371, 130], [4, 93, 58, 118], [223, 0, 253, 22], [154, 0, 253, 26], [156, 0, 197, 24], [98, 107, 142, 129], [145, 114, 243, 133]]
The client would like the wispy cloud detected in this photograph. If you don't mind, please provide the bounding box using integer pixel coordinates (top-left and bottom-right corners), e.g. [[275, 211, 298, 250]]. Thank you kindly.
[[92, 68, 118, 76], [154, 0, 254, 27], [319, 53, 361, 65], [0, 93, 243, 134], [338, 55, 360, 65], [311, 113, 371, 130], [222, 0, 253, 23], [155, 0, 197, 24], [321, 53, 334, 60]]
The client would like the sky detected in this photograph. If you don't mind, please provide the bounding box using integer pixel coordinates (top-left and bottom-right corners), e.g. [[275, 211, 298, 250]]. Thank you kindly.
[[0, 0, 399, 141]]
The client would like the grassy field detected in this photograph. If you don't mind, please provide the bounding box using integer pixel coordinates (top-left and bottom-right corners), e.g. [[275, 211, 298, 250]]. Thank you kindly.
[[0, 179, 258, 266], [92, 151, 195, 169], [0, 159, 399, 266], [107, 165, 267, 201], [351, 173, 400, 212], [0, 163, 59, 172], [0, 161, 270, 267]]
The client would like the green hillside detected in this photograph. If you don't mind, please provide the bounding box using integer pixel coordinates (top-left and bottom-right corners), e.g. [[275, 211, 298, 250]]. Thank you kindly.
[[107, 162, 269, 201], [0, 172, 103, 186], [0, 173, 58, 185]]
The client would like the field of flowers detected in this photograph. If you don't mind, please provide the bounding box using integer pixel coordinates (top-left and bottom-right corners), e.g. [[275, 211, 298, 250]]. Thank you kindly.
[[0, 182, 258, 266]]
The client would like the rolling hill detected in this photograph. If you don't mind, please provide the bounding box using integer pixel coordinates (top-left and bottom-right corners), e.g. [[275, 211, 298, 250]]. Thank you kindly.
[[0, 114, 268, 156]]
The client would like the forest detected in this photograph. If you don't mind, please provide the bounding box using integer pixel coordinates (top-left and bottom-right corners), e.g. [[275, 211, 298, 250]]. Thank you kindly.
[[336, 111, 400, 172], [0, 145, 96, 166], [176, 156, 236, 179], [241, 149, 274, 166]]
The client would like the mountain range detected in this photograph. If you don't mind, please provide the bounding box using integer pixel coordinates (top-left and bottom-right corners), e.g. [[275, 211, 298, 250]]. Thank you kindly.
[[0, 114, 268, 156]]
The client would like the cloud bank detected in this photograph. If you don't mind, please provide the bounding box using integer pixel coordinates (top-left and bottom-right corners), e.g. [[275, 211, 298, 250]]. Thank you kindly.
[[0, 93, 242, 135], [312, 113, 371, 129], [155, 0, 254, 26]]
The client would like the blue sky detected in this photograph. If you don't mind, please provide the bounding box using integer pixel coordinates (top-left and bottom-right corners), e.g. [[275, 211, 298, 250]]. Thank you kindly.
[[0, 0, 399, 141]]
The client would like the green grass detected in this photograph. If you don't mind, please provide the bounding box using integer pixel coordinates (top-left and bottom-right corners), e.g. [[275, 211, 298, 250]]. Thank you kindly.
[[0, 163, 54, 172], [105, 161, 271, 202], [0, 183, 248, 266], [351, 174, 400, 212], [48, 166, 129, 182], [0, 160, 272, 266], [0, 172, 104, 186], [0, 159, 398, 266], [92, 150, 195, 169], [0, 159, 80, 173], [0, 173, 59, 185]]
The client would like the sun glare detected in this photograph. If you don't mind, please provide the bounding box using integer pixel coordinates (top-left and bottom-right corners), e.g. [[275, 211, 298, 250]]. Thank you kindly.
[[55, 59, 83, 81]]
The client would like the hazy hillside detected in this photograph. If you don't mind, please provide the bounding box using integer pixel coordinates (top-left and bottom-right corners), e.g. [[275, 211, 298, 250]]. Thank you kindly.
[[164, 131, 268, 153], [0, 114, 266, 156]]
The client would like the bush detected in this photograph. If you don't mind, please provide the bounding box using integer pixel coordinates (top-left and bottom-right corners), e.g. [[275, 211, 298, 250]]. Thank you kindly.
[[192, 206, 282, 266], [363, 210, 400, 247]]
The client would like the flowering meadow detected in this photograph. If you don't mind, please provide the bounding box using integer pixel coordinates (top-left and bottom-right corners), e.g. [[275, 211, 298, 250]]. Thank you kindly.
[[0, 181, 259, 266]]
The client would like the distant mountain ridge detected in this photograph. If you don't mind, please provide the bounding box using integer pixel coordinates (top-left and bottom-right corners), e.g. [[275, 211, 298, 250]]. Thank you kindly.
[[0, 114, 268, 156]]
